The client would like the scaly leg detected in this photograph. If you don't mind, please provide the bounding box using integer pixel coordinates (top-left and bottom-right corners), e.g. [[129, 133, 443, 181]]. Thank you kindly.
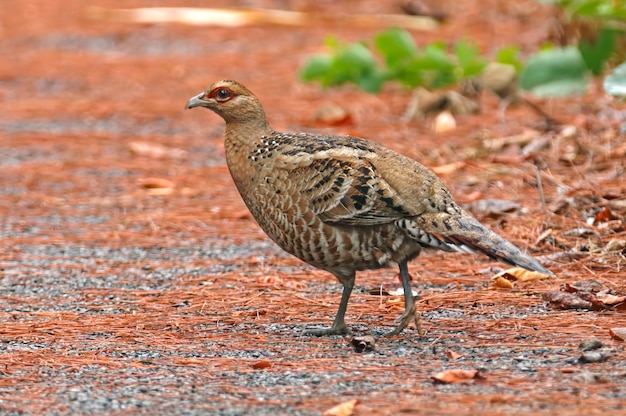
[[304, 273, 354, 336], [385, 260, 423, 336]]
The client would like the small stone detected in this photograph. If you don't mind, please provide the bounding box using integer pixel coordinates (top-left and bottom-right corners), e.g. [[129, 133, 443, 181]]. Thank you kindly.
[[579, 350, 611, 364], [578, 339, 603, 351]]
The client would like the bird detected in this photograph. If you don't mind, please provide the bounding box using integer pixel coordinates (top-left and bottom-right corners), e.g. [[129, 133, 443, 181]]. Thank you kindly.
[[186, 80, 552, 337]]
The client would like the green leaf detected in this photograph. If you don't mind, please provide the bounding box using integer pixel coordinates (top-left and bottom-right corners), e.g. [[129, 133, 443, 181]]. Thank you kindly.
[[423, 43, 454, 69], [520, 47, 588, 97], [579, 27, 616, 76], [334, 42, 377, 71], [374, 28, 418, 68], [299, 55, 332, 82], [603, 61, 626, 96], [331, 43, 384, 91], [455, 39, 486, 77], [496, 46, 524, 72]]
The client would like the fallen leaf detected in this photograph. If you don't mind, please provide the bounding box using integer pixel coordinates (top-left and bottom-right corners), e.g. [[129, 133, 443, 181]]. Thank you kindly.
[[542, 291, 593, 310], [350, 335, 376, 353], [609, 328, 626, 341], [493, 267, 551, 283], [445, 350, 462, 360], [483, 131, 535, 151], [250, 360, 272, 369], [128, 141, 187, 159], [323, 399, 359, 416], [535, 229, 553, 243], [137, 177, 175, 196], [431, 369, 485, 384], [493, 275, 514, 289], [604, 239, 626, 253], [595, 293, 626, 306], [315, 102, 353, 126], [594, 206, 613, 223], [137, 177, 175, 189], [432, 161, 466, 175], [566, 279, 606, 293], [387, 287, 418, 297]]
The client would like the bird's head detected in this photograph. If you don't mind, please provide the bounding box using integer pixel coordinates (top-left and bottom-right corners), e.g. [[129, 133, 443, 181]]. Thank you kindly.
[[186, 80, 268, 127]]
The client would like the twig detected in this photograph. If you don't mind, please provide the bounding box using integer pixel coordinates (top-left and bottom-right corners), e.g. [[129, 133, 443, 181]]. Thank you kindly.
[[535, 165, 547, 214]]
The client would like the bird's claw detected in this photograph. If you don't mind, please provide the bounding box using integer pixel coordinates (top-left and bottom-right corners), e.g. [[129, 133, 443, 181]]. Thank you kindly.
[[304, 324, 351, 336], [385, 302, 423, 337]]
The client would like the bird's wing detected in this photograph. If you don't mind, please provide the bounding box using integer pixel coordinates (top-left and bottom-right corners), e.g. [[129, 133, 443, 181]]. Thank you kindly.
[[275, 153, 423, 226]]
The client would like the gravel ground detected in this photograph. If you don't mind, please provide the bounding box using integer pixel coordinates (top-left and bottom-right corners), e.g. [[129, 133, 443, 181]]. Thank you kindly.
[[1, 0, 626, 415]]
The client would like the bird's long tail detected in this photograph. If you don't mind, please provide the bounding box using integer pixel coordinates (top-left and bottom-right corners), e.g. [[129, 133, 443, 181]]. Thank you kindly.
[[408, 212, 553, 276]]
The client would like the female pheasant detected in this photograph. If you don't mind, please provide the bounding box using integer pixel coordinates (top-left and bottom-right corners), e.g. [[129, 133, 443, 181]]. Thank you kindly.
[[186, 80, 552, 336]]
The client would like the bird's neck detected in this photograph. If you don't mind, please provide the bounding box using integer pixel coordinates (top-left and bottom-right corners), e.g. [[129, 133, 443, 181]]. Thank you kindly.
[[223, 120, 272, 177], [224, 118, 271, 148]]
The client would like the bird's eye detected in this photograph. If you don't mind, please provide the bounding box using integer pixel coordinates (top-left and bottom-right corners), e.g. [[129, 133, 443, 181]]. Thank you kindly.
[[211, 87, 233, 102]]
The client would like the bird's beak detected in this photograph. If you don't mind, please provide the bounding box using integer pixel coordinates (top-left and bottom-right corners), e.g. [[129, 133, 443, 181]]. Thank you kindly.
[[185, 92, 206, 109]]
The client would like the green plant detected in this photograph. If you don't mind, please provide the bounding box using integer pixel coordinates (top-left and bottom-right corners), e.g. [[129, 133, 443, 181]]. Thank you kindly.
[[531, 0, 626, 96], [300, 28, 487, 93], [520, 47, 588, 96]]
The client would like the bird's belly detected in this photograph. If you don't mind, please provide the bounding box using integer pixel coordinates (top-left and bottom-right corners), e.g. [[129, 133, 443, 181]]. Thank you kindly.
[[238, 180, 418, 272]]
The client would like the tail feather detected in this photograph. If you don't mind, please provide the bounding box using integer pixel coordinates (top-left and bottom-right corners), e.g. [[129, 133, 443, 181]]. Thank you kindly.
[[408, 212, 553, 276], [450, 233, 552, 276]]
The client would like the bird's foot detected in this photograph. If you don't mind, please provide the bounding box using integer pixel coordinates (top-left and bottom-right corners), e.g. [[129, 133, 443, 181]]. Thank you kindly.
[[304, 323, 352, 336], [385, 302, 424, 337]]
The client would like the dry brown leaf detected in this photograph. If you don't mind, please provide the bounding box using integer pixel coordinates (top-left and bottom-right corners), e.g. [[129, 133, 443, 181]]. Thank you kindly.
[[387, 287, 417, 297], [432, 161, 466, 175], [128, 141, 187, 159], [445, 350, 462, 360], [609, 328, 626, 341], [493, 275, 514, 289], [493, 267, 551, 283], [483, 131, 535, 151], [323, 399, 359, 416], [595, 293, 626, 306], [137, 177, 175, 196], [543, 291, 593, 310], [604, 239, 626, 253], [594, 206, 613, 223], [431, 369, 485, 384], [137, 177, 175, 189], [250, 360, 272, 369], [535, 228, 553, 245], [315, 103, 353, 126], [566, 280, 606, 293]]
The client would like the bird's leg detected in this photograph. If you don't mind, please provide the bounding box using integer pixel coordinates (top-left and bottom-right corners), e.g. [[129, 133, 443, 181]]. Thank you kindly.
[[385, 260, 423, 336], [304, 273, 354, 336]]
